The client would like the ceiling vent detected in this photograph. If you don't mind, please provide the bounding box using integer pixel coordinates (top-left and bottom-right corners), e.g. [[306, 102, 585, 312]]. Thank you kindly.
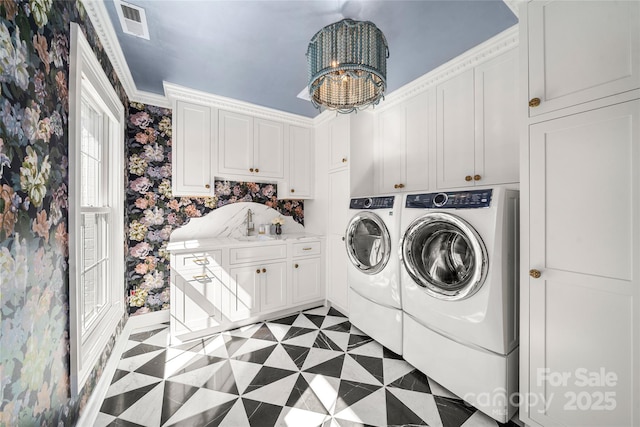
[[115, 1, 150, 40]]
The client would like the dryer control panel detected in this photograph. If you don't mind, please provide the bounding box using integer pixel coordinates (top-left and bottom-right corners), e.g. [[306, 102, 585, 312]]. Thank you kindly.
[[350, 196, 395, 209], [406, 189, 492, 209]]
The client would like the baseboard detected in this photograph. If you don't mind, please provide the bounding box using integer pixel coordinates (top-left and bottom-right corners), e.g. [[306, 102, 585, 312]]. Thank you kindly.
[[77, 309, 169, 426], [127, 309, 170, 329]]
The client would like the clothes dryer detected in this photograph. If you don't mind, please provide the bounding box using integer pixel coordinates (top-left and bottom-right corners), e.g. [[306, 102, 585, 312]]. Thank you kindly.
[[345, 195, 402, 354], [400, 188, 519, 422]]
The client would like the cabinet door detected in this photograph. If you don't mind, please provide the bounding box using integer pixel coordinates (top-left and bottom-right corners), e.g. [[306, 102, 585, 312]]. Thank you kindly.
[[475, 49, 519, 186], [327, 235, 349, 314], [292, 257, 323, 304], [328, 169, 351, 236], [404, 92, 430, 191], [527, 1, 640, 117], [173, 101, 214, 196], [328, 114, 350, 171], [254, 118, 284, 179], [171, 270, 223, 335], [260, 261, 287, 312], [436, 69, 475, 189], [227, 265, 260, 322], [378, 103, 405, 193], [526, 100, 639, 427], [219, 110, 253, 176], [288, 125, 313, 198]]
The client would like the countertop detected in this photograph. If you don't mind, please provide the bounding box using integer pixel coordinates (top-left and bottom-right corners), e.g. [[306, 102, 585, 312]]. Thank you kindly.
[[167, 233, 324, 253]]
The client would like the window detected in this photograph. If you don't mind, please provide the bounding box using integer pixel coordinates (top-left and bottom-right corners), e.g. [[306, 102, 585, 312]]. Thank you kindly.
[[69, 23, 125, 396]]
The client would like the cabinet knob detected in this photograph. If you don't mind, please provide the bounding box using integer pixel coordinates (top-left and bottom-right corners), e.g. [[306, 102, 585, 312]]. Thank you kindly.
[[294, 263, 299, 268], [262, 268, 266, 273], [465, 175, 473, 182], [394, 184, 399, 189], [256, 269, 261, 274], [341, 236, 345, 241], [398, 183, 405, 189], [529, 269, 541, 279], [473, 175, 481, 181], [529, 98, 541, 108], [255, 168, 259, 173], [205, 184, 210, 189], [290, 189, 295, 193], [249, 168, 254, 172], [341, 158, 347, 163]]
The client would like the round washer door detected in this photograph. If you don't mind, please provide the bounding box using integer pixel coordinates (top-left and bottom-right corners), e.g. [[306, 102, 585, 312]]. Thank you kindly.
[[401, 212, 488, 301], [345, 212, 391, 275]]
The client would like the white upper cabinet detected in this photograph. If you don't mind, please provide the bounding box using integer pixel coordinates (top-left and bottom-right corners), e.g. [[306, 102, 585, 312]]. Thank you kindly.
[[377, 92, 430, 193], [436, 49, 518, 190], [254, 118, 285, 178], [436, 69, 476, 189], [328, 114, 350, 171], [172, 100, 215, 196], [527, 0, 640, 117], [219, 110, 285, 179], [282, 125, 314, 199], [474, 49, 519, 186]]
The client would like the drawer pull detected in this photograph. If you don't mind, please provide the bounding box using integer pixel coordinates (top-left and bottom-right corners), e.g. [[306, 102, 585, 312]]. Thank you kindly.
[[529, 97, 541, 108], [205, 184, 210, 189], [294, 263, 299, 268], [193, 258, 209, 265], [529, 269, 541, 279], [256, 269, 261, 274], [255, 168, 260, 173], [302, 247, 313, 251], [465, 175, 472, 182], [473, 175, 481, 181], [341, 158, 347, 163], [291, 189, 295, 193], [262, 268, 267, 273], [250, 168, 254, 172], [192, 274, 210, 281]]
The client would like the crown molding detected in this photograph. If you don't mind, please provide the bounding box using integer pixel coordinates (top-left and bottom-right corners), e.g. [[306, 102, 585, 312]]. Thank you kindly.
[[83, 0, 517, 119], [163, 82, 314, 127], [82, 0, 171, 108], [372, 24, 519, 113]]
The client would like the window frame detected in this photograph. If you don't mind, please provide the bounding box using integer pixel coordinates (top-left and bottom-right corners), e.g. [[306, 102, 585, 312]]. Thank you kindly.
[[68, 23, 125, 396]]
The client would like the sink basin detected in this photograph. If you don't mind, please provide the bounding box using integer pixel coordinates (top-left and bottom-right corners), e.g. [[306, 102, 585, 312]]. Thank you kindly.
[[235, 235, 276, 242]]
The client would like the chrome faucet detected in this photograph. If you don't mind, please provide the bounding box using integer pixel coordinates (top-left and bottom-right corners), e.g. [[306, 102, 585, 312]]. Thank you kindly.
[[246, 209, 254, 235]]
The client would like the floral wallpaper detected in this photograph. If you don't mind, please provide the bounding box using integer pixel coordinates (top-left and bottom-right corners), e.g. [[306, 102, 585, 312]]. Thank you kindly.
[[125, 103, 304, 315], [0, 0, 128, 425]]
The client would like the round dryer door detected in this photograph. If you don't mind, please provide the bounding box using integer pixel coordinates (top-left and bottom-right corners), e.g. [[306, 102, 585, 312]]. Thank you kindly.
[[401, 212, 488, 301], [345, 212, 391, 275]]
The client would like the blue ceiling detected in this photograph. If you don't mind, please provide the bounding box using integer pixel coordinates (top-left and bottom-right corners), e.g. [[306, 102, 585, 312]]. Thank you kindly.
[[103, 0, 517, 118]]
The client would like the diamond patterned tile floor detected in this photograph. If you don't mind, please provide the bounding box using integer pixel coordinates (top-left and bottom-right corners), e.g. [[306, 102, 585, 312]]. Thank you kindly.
[[96, 306, 519, 427]]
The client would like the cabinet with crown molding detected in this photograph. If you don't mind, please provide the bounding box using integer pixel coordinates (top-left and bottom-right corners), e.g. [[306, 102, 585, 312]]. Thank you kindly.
[[171, 100, 216, 197], [218, 110, 286, 180], [377, 91, 431, 193], [436, 48, 518, 190], [279, 125, 314, 199]]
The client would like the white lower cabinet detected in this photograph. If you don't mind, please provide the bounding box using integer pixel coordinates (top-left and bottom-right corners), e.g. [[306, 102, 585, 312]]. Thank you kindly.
[[327, 235, 348, 314], [170, 239, 324, 341], [292, 257, 323, 305]]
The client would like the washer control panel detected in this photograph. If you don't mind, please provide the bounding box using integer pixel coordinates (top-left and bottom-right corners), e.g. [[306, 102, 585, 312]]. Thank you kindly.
[[405, 189, 492, 209], [350, 196, 395, 209]]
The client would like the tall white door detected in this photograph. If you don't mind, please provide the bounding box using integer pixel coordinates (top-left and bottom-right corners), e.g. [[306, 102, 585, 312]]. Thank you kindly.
[[378, 103, 405, 193], [527, 100, 639, 427]]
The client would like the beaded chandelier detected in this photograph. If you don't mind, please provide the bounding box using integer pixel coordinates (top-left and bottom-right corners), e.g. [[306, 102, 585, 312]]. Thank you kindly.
[[306, 18, 389, 114]]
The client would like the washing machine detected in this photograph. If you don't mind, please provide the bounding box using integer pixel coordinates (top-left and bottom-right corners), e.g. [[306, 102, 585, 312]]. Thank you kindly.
[[400, 188, 519, 423], [345, 195, 402, 355]]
